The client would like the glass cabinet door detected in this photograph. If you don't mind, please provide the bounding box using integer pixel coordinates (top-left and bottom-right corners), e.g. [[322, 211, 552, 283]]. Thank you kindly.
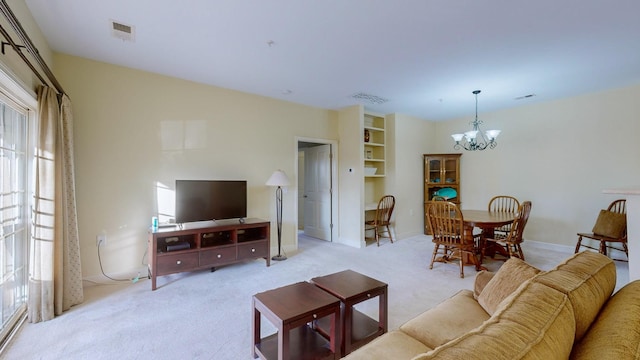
[[442, 158, 458, 184], [428, 158, 442, 183]]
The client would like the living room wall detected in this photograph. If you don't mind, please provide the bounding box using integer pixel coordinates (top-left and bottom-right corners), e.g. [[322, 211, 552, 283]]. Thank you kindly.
[[387, 113, 437, 239], [53, 53, 341, 279], [433, 84, 640, 259]]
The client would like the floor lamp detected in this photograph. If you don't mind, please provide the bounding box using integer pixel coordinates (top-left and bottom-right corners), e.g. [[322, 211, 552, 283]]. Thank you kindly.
[[266, 170, 291, 261]]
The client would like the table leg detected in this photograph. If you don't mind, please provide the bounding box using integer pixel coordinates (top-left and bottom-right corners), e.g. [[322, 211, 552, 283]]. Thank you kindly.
[[343, 303, 352, 355], [482, 227, 511, 259], [331, 305, 341, 358], [252, 299, 260, 358], [278, 324, 289, 360], [380, 288, 388, 334], [463, 224, 484, 271]]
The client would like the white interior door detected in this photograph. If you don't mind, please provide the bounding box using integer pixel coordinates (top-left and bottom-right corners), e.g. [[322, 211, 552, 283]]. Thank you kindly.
[[297, 150, 305, 229], [303, 144, 332, 241]]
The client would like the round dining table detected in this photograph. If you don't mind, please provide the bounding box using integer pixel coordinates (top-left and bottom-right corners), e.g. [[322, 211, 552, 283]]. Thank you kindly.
[[462, 210, 515, 233], [460, 210, 517, 267]]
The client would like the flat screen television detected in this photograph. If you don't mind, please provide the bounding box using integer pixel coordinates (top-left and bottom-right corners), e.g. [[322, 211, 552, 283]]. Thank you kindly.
[[175, 180, 247, 224]]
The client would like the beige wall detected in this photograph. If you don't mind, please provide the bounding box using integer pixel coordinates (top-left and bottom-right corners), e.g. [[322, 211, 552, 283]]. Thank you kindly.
[[53, 52, 640, 277], [387, 113, 437, 238], [337, 105, 365, 247], [54, 54, 339, 278], [433, 84, 640, 258]]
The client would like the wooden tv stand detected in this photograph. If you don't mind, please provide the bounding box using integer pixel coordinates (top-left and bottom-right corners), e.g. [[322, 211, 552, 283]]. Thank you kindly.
[[148, 218, 270, 290]]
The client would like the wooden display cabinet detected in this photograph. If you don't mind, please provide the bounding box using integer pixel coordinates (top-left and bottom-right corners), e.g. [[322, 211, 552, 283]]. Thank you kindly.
[[148, 218, 270, 290], [423, 154, 462, 234]]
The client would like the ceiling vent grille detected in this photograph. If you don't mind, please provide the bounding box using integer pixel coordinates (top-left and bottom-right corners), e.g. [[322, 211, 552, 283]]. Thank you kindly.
[[110, 20, 135, 42], [350, 92, 389, 105]]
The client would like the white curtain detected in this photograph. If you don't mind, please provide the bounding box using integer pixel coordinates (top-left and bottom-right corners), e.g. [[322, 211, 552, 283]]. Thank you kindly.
[[28, 86, 83, 322]]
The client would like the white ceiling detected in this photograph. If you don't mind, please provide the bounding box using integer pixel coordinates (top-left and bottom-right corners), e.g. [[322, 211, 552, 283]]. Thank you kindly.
[[24, 0, 640, 120]]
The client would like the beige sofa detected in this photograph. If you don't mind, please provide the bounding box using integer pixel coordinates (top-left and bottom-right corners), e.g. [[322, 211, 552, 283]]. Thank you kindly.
[[344, 251, 640, 359]]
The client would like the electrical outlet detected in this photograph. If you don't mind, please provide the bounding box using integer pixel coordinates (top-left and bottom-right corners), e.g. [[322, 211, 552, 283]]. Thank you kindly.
[[96, 234, 107, 246]]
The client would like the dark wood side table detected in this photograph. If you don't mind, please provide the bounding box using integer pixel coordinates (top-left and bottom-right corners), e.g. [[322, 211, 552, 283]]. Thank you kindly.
[[311, 270, 388, 355], [252, 281, 341, 360]]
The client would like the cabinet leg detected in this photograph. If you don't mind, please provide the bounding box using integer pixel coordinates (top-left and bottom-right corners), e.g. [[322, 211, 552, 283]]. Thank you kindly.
[[211, 267, 216, 272]]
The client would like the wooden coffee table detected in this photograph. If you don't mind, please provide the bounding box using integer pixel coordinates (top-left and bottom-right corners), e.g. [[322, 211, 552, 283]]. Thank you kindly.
[[252, 281, 341, 360], [310, 270, 388, 355]]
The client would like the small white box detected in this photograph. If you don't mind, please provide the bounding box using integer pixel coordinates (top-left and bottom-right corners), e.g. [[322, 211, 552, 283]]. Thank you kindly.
[[364, 167, 377, 176]]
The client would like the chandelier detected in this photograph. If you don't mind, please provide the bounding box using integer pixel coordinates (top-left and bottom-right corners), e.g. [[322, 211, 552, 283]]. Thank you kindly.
[[451, 90, 501, 151]]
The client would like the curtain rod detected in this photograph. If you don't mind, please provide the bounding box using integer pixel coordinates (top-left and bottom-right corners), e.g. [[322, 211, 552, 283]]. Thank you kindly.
[[0, 0, 65, 95]]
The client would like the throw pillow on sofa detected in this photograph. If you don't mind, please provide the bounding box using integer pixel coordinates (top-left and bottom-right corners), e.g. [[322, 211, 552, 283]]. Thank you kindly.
[[477, 257, 541, 315]]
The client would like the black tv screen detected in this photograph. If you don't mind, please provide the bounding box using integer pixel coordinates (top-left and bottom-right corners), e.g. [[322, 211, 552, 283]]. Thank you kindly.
[[175, 180, 247, 223]]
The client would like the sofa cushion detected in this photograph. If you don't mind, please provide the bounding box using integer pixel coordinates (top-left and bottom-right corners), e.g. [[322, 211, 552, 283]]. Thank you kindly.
[[532, 250, 615, 342], [477, 257, 541, 315], [412, 281, 576, 360], [473, 270, 495, 299], [570, 280, 640, 360], [342, 330, 432, 360], [400, 290, 490, 349]]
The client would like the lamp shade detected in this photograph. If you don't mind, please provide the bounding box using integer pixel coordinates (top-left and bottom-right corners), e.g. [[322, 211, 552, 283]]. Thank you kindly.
[[485, 129, 501, 140], [266, 170, 291, 187], [464, 130, 478, 140]]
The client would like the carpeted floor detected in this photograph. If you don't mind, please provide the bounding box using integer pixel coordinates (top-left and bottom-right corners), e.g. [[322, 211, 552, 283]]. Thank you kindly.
[[3, 234, 628, 359]]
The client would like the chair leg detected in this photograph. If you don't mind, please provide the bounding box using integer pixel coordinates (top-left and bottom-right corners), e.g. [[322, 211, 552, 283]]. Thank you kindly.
[[386, 225, 394, 243], [459, 254, 464, 279], [623, 242, 629, 258], [429, 243, 439, 270], [479, 239, 487, 263], [375, 226, 380, 247], [575, 236, 583, 253], [599, 240, 607, 256], [517, 244, 525, 261]]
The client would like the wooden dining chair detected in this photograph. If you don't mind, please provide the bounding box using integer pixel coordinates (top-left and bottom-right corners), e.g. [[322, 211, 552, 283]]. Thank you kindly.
[[365, 195, 395, 246], [426, 201, 477, 278], [481, 201, 532, 262], [487, 195, 520, 237], [575, 199, 628, 261]]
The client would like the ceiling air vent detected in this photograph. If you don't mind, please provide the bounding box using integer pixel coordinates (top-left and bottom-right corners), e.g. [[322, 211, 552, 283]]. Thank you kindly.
[[110, 20, 135, 42], [514, 93, 536, 100], [350, 92, 389, 105]]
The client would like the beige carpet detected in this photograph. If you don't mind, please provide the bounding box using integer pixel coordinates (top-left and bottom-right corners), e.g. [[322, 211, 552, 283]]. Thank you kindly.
[[4, 234, 628, 359]]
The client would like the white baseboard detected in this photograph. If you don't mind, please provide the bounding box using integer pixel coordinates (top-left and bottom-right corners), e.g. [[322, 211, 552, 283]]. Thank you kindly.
[[524, 239, 574, 253], [83, 266, 149, 287]]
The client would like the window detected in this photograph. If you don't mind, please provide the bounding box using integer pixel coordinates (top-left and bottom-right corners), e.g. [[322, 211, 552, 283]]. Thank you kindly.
[[0, 70, 35, 348]]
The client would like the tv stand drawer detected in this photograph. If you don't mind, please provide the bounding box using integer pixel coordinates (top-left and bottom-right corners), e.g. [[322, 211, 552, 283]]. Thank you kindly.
[[200, 246, 237, 266], [238, 241, 268, 260], [156, 252, 199, 275]]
